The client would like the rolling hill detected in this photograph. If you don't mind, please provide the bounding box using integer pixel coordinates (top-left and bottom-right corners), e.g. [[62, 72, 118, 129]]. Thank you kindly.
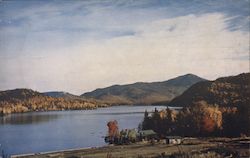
[[0, 88, 42, 101], [43, 91, 84, 100], [169, 73, 250, 107], [81, 74, 206, 105], [0, 89, 106, 115]]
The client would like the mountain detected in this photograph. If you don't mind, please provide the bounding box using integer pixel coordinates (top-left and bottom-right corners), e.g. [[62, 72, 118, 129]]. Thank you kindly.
[[0, 88, 42, 101], [43, 91, 84, 100], [81, 74, 206, 105], [169, 73, 250, 107], [0, 89, 106, 115]]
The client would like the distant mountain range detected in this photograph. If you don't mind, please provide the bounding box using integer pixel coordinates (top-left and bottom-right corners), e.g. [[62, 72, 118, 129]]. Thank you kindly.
[[169, 73, 250, 107], [2, 73, 247, 115], [43, 91, 84, 100], [81, 74, 206, 105]]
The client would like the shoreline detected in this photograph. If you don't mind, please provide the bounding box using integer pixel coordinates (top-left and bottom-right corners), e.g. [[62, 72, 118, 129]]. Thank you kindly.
[[11, 146, 98, 158], [0, 105, 170, 117], [10, 137, 250, 158]]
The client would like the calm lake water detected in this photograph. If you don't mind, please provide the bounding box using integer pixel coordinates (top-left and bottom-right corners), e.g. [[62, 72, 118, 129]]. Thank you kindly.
[[0, 105, 168, 155]]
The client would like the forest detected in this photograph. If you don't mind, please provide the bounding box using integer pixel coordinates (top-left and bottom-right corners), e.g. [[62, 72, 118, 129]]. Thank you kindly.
[[142, 101, 250, 137], [0, 89, 107, 115]]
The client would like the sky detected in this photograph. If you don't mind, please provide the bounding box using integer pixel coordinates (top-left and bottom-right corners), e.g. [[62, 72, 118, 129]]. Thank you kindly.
[[0, 0, 249, 95]]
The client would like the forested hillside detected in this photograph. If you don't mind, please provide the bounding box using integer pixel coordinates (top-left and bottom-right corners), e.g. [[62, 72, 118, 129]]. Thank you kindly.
[[0, 89, 106, 115], [169, 73, 250, 107]]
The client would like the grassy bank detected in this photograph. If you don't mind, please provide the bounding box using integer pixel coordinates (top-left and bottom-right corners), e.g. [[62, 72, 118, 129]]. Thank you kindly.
[[11, 137, 249, 158]]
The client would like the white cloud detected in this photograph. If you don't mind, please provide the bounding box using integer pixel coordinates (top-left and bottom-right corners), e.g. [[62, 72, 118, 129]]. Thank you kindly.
[[65, 13, 248, 85], [0, 1, 249, 94]]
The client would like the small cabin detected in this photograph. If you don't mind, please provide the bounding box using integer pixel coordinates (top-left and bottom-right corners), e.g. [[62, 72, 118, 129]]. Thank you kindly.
[[138, 130, 157, 140], [165, 136, 182, 144]]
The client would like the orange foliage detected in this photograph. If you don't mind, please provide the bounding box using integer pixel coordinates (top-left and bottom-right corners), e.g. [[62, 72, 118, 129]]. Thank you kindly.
[[201, 116, 216, 133], [107, 120, 119, 137]]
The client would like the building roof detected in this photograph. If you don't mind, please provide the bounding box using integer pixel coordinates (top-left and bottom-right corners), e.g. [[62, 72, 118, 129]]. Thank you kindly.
[[165, 136, 182, 139], [139, 130, 157, 136]]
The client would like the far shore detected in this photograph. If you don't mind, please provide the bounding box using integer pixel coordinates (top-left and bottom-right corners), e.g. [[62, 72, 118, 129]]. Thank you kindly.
[[0, 104, 172, 117]]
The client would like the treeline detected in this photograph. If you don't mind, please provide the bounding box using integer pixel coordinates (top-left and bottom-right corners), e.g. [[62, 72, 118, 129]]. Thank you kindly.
[[142, 101, 249, 137], [0, 96, 107, 115]]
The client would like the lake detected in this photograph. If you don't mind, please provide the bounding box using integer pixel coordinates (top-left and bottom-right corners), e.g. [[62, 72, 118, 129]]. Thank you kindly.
[[0, 105, 168, 156]]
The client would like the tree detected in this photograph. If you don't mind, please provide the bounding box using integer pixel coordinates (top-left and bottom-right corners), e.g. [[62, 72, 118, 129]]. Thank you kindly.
[[222, 111, 238, 136], [151, 109, 162, 134], [142, 110, 153, 130], [107, 120, 119, 138], [189, 101, 222, 136], [161, 108, 175, 135], [222, 104, 250, 137], [237, 104, 250, 136]]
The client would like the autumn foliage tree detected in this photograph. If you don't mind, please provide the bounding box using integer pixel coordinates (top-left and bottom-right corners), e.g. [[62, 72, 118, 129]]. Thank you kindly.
[[107, 120, 119, 138], [142, 101, 225, 137], [0, 89, 108, 115], [202, 116, 217, 133], [191, 101, 222, 136]]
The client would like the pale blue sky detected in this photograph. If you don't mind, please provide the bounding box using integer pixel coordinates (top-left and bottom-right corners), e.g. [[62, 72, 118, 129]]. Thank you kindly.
[[0, 0, 249, 94]]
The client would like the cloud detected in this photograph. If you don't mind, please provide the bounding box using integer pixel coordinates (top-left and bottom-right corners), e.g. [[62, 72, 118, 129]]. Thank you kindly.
[[0, 1, 249, 94], [68, 13, 248, 82]]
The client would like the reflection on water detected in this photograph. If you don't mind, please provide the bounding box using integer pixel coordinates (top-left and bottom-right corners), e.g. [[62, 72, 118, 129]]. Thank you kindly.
[[90, 111, 144, 115], [0, 105, 167, 155], [0, 113, 61, 125]]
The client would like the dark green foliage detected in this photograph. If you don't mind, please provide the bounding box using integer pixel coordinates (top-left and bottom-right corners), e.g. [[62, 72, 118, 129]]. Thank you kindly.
[[159, 73, 250, 137], [142, 110, 154, 131], [142, 104, 249, 137], [222, 112, 239, 136], [222, 104, 250, 136], [237, 104, 250, 135]]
